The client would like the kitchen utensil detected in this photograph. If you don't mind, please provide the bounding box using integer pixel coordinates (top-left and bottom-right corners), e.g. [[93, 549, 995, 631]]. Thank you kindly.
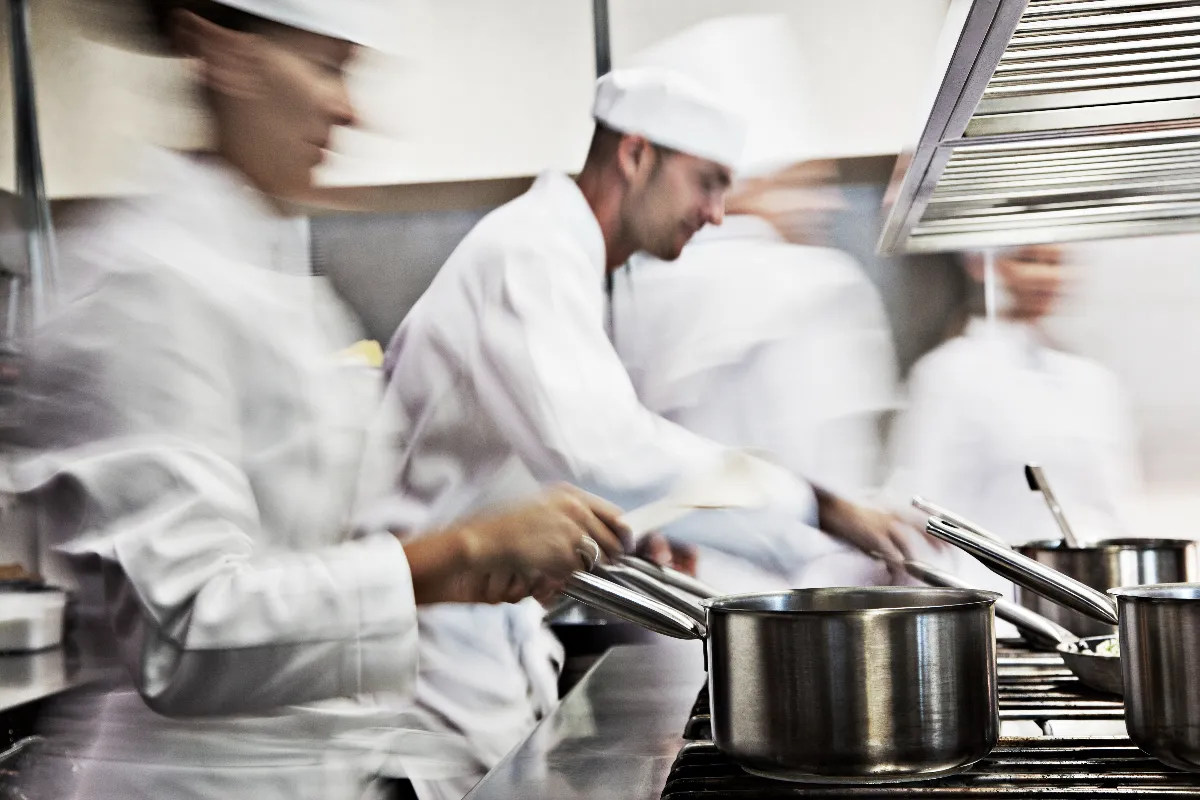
[[925, 516, 1120, 625], [1024, 463, 1081, 547], [617, 554, 720, 599], [1110, 583, 1200, 772], [926, 514, 1200, 770], [564, 570, 999, 783], [1056, 635, 1124, 696], [1016, 537, 1197, 637], [911, 496, 1011, 548]]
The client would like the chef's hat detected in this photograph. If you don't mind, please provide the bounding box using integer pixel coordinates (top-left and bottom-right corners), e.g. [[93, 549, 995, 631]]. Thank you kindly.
[[625, 14, 828, 178], [216, 0, 397, 51], [593, 68, 748, 170]]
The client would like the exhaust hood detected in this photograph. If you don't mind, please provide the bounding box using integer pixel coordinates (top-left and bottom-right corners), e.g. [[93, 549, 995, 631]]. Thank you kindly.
[[879, 0, 1200, 254]]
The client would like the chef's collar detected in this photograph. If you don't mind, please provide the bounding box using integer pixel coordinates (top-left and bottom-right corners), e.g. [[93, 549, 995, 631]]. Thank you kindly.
[[531, 171, 607, 283]]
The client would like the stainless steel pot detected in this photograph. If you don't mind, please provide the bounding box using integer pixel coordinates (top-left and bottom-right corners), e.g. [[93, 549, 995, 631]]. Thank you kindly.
[[925, 514, 1200, 771], [1111, 584, 1200, 773], [564, 572, 1000, 783], [1016, 539, 1198, 636]]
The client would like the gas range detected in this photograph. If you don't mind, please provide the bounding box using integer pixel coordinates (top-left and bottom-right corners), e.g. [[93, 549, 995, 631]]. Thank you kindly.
[[661, 641, 1200, 798]]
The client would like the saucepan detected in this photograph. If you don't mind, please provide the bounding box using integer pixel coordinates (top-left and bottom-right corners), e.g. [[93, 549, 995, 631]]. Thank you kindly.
[[564, 564, 1000, 783], [925, 513, 1200, 772], [895, 554, 1123, 695]]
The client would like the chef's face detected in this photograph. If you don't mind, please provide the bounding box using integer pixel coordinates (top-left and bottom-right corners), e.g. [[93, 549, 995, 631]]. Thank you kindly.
[[623, 144, 732, 261], [996, 244, 1066, 320], [186, 15, 357, 198]]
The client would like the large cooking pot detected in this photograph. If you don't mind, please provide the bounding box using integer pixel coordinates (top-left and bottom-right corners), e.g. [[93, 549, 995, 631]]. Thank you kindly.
[[1015, 539, 1198, 637], [926, 514, 1200, 772], [564, 570, 1000, 783]]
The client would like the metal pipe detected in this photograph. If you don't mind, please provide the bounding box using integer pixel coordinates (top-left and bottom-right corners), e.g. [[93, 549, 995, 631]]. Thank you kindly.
[[10, 0, 57, 324]]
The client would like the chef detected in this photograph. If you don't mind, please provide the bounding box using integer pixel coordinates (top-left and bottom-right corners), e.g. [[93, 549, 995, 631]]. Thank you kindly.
[[889, 244, 1143, 604], [3, 2, 628, 799], [374, 67, 922, 799], [610, 14, 908, 592]]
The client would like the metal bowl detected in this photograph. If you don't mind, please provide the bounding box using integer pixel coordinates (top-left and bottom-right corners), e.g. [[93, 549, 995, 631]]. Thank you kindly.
[[1055, 635, 1123, 695]]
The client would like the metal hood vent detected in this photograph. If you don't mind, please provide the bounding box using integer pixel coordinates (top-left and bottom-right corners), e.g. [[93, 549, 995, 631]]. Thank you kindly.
[[880, 0, 1200, 253]]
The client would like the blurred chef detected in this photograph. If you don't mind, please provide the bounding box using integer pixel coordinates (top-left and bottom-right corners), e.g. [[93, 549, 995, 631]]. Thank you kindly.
[[889, 244, 1142, 602], [611, 14, 907, 592], [3, 2, 628, 799], [372, 67, 922, 799]]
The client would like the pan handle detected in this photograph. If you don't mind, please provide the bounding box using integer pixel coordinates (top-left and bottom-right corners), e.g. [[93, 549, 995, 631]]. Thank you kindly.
[[596, 563, 709, 626], [617, 555, 720, 599], [899, 557, 1076, 649], [926, 516, 1119, 626], [911, 496, 1012, 549], [562, 571, 705, 640]]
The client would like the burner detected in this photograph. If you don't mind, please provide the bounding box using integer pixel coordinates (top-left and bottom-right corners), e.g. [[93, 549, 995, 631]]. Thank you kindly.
[[665, 640, 1199, 797]]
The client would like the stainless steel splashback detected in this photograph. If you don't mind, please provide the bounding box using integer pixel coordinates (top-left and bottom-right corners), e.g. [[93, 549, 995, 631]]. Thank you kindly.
[[880, 0, 1200, 254]]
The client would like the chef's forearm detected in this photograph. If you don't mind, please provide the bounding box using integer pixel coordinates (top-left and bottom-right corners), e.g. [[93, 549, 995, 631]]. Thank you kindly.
[[401, 528, 476, 605]]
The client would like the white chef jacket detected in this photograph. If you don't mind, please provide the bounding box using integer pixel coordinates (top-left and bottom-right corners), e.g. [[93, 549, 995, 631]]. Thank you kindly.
[[888, 317, 1142, 607], [370, 172, 822, 798], [4, 151, 450, 800], [611, 215, 902, 591]]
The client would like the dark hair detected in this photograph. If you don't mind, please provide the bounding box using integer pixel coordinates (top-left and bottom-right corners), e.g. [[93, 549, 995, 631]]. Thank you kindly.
[[142, 0, 269, 47], [584, 122, 678, 175]]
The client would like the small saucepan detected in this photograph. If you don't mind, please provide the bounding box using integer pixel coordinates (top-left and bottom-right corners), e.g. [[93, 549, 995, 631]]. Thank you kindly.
[[926, 513, 1200, 771], [564, 563, 1000, 784]]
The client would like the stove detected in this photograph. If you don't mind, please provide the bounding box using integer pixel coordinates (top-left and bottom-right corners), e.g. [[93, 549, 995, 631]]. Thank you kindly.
[[661, 640, 1200, 798]]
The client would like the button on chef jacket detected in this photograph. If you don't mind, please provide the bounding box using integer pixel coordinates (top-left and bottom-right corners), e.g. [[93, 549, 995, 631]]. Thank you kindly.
[[888, 317, 1142, 607], [610, 215, 901, 591], [4, 150, 464, 800], [370, 172, 822, 798]]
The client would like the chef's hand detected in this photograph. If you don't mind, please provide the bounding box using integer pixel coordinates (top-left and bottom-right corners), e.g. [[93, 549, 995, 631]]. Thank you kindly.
[[402, 485, 629, 605], [815, 489, 922, 577], [635, 533, 699, 577]]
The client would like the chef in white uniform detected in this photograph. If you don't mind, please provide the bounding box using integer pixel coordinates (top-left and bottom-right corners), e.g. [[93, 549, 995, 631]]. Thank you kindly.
[[4, 3, 627, 799], [374, 68, 923, 799], [610, 15, 906, 592], [889, 244, 1143, 604]]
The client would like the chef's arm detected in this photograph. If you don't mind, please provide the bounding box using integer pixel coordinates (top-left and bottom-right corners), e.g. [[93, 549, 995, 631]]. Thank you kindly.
[[473, 244, 742, 506]]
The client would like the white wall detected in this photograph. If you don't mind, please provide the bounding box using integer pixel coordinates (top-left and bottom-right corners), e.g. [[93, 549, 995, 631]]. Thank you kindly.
[[608, 0, 952, 159]]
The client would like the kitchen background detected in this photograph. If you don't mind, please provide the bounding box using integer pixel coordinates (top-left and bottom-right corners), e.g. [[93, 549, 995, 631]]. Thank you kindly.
[[1, 0, 1199, 576]]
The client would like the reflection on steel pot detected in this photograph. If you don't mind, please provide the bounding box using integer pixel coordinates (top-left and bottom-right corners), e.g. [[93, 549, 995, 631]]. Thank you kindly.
[[1017, 539, 1197, 637], [707, 589, 999, 784], [565, 572, 1000, 783], [1111, 584, 1200, 773]]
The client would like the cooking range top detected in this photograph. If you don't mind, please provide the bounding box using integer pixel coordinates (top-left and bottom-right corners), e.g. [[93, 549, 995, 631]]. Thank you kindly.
[[661, 642, 1200, 798]]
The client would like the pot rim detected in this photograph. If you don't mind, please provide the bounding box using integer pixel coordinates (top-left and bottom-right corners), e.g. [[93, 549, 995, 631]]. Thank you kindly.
[[1109, 582, 1200, 601], [700, 587, 1001, 615], [1018, 538, 1197, 552]]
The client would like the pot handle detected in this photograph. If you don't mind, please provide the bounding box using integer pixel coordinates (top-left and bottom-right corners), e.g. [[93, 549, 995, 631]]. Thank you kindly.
[[595, 563, 709, 626], [912, 496, 1012, 549], [562, 571, 705, 640], [617, 554, 721, 599], [926, 516, 1120, 626], [900, 557, 1076, 648]]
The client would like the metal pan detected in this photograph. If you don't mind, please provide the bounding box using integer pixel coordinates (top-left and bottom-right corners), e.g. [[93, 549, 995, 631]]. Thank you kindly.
[[564, 569, 1000, 784], [926, 515, 1200, 770], [896, 555, 1122, 695]]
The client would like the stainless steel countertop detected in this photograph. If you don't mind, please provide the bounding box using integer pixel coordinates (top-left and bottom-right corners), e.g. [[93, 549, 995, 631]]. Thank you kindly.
[[0, 647, 89, 714], [465, 639, 706, 800]]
